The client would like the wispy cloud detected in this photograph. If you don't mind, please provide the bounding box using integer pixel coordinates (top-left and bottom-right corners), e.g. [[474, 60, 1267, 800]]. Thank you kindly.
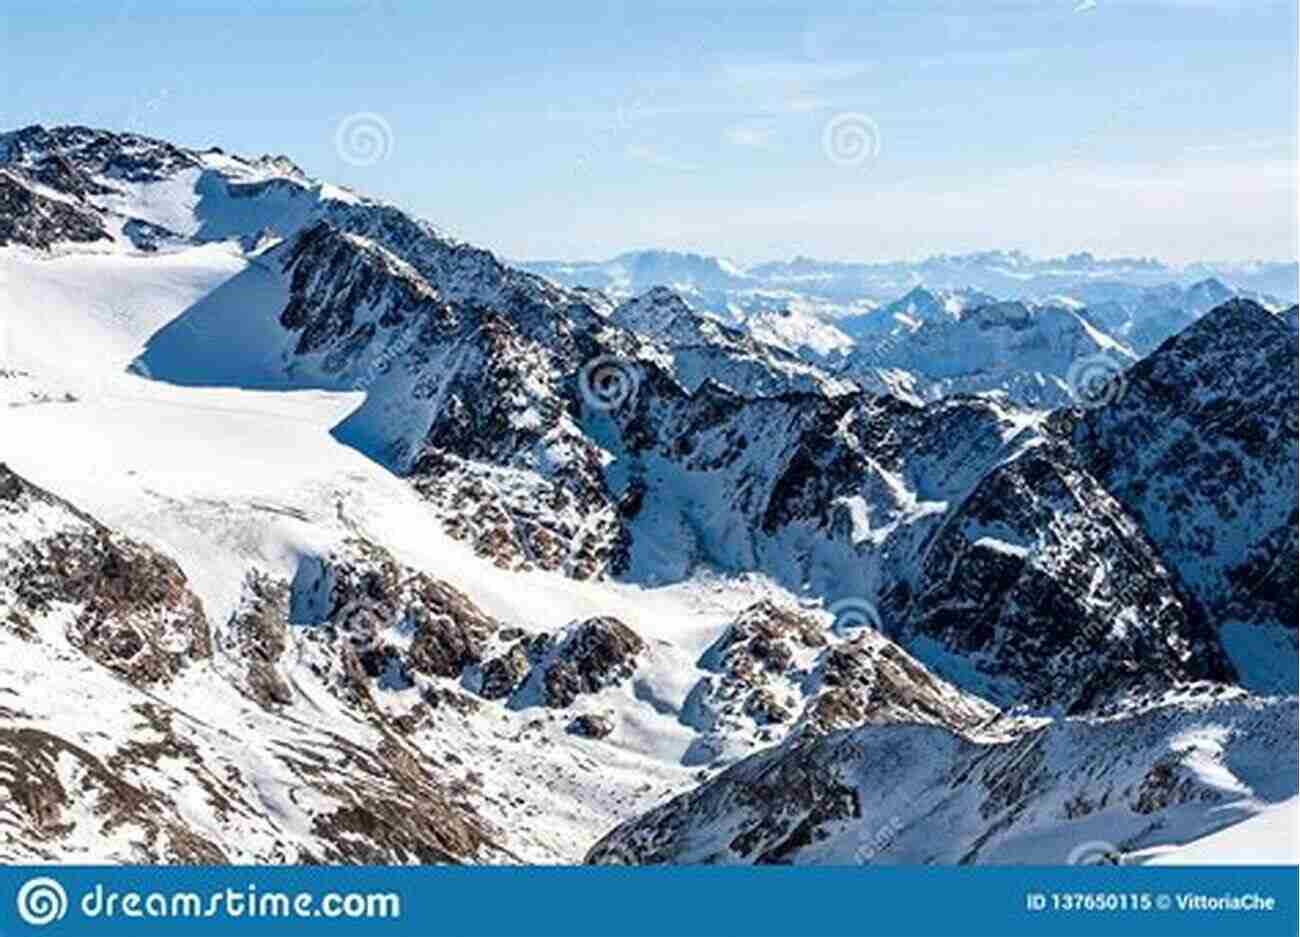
[[917, 48, 1042, 69], [624, 143, 698, 172], [721, 61, 870, 86], [1183, 135, 1296, 154], [724, 121, 778, 150]]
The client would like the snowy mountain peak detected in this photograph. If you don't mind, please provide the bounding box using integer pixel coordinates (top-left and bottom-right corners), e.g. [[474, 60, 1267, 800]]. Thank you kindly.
[[0, 124, 201, 182], [610, 286, 711, 342], [1, 124, 1295, 869]]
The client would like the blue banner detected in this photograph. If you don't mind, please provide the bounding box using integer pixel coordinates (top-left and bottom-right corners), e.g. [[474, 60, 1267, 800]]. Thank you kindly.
[[0, 865, 1295, 937]]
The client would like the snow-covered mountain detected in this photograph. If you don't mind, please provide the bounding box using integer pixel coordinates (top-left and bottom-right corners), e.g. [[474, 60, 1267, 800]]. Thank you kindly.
[[524, 245, 1288, 411], [521, 248, 1297, 319], [1, 125, 1295, 867], [842, 298, 1139, 409], [1061, 298, 1300, 693], [525, 249, 756, 300], [834, 285, 996, 339], [589, 689, 1296, 865]]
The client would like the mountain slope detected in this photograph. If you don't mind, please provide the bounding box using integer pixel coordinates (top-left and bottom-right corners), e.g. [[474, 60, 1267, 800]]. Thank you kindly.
[[0, 463, 508, 863], [588, 690, 1296, 865], [842, 299, 1137, 409], [1061, 299, 1299, 693], [2, 124, 1295, 867]]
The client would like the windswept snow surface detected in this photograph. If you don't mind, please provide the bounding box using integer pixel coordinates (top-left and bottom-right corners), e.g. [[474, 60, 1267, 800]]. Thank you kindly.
[[1144, 798, 1298, 865], [1, 245, 776, 859]]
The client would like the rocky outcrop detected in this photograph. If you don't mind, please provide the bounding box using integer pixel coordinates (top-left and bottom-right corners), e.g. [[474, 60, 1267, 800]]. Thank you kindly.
[[282, 538, 505, 710], [0, 169, 109, 249], [224, 572, 294, 707], [531, 617, 647, 709], [683, 602, 998, 764], [568, 713, 616, 739], [0, 464, 210, 687]]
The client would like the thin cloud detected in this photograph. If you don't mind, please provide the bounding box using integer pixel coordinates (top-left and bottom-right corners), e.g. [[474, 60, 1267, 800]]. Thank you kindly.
[[724, 122, 778, 149], [1183, 136, 1296, 154], [721, 61, 871, 86], [624, 143, 699, 172]]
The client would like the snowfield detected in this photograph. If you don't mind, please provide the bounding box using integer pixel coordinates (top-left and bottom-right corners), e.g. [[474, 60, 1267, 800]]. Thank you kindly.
[[0, 244, 746, 860], [1144, 798, 1298, 866]]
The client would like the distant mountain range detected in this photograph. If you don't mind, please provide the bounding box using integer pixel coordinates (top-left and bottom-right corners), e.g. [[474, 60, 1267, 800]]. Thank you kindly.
[[1, 124, 1295, 868], [522, 250, 1291, 408], [520, 248, 1297, 316]]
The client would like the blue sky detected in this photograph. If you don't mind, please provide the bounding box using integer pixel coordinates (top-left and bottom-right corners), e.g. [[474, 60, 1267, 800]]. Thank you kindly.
[[3, 1, 1296, 264]]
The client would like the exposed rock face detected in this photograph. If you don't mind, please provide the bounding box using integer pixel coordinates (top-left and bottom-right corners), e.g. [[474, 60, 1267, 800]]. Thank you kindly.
[[886, 446, 1231, 712], [411, 453, 622, 580], [1062, 299, 1299, 690], [225, 572, 294, 707], [0, 124, 202, 184], [283, 538, 505, 708], [569, 714, 615, 739], [0, 706, 503, 865], [683, 602, 998, 765], [0, 464, 210, 687], [479, 641, 532, 700], [532, 617, 647, 709], [261, 220, 631, 579], [802, 639, 995, 734], [0, 169, 110, 249]]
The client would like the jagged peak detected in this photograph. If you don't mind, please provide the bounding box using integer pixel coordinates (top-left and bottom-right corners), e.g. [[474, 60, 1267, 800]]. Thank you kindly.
[[1192, 296, 1286, 335], [612, 285, 696, 323]]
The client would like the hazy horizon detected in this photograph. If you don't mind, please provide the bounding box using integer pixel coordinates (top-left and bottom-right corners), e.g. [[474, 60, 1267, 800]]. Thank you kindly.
[[5, 1, 1297, 265]]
